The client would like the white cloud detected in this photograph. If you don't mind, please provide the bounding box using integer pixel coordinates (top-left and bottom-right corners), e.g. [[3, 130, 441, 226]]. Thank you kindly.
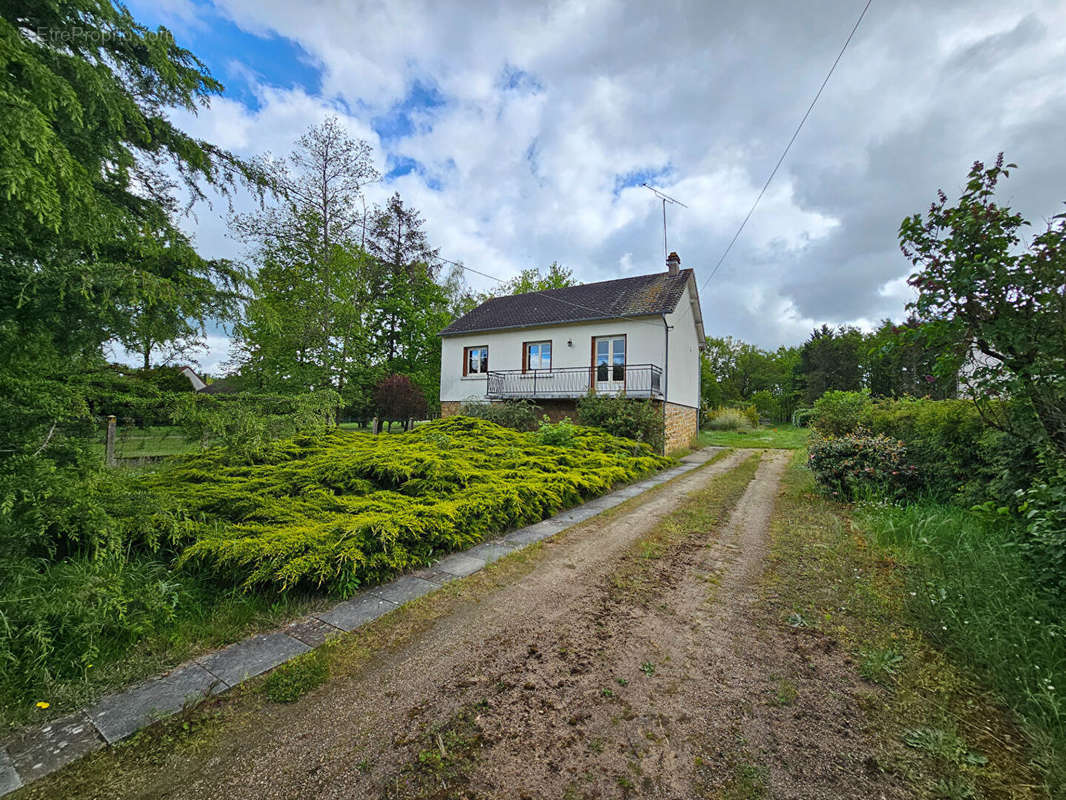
[[159, 0, 1066, 350]]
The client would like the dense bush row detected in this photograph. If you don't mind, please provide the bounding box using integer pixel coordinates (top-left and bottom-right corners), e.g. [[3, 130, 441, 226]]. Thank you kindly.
[[458, 396, 667, 453], [458, 399, 541, 432], [149, 417, 667, 592], [0, 417, 666, 721], [808, 391, 1066, 593], [575, 394, 664, 453]]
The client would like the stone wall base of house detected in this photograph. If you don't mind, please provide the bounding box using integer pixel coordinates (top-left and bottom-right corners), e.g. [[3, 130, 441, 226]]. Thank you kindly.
[[440, 401, 462, 418], [535, 399, 579, 423], [660, 401, 699, 455]]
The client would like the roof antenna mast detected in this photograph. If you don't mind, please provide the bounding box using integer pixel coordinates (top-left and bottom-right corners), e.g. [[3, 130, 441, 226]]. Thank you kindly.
[[642, 183, 688, 258]]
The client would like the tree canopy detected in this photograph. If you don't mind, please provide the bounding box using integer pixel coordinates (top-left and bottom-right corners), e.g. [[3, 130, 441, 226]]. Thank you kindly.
[[901, 155, 1066, 454]]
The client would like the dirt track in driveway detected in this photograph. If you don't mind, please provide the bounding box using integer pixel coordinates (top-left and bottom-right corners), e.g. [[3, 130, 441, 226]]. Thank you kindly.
[[29, 448, 910, 800]]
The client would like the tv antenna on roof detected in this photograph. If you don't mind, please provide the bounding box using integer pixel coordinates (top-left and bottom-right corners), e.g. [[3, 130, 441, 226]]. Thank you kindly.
[[642, 183, 688, 259]]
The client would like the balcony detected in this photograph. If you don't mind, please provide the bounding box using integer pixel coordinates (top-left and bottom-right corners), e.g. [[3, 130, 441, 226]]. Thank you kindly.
[[485, 363, 663, 400]]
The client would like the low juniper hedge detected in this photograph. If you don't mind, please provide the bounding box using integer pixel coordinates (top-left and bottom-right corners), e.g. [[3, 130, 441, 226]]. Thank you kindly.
[[145, 416, 668, 593]]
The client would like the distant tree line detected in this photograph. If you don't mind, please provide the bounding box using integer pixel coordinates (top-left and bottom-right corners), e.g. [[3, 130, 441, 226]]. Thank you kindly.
[[702, 317, 958, 423]]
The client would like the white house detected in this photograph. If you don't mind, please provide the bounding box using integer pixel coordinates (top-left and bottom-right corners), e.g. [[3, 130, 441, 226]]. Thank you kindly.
[[439, 252, 705, 453]]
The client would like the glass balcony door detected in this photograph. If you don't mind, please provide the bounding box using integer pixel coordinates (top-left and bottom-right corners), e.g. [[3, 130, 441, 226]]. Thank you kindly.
[[593, 336, 626, 394]]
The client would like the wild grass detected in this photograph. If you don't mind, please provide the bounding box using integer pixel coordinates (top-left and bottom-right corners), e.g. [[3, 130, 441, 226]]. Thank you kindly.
[[262, 648, 330, 703], [857, 500, 1066, 789], [764, 451, 1049, 798], [703, 408, 753, 431]]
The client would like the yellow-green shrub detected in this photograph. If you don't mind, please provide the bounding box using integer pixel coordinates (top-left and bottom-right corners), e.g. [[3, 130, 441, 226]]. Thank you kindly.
[[146, 417, 667, 593]]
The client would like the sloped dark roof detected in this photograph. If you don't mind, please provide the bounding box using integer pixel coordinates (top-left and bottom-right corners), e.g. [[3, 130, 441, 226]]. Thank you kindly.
[[199, 378, 239, 395], [441, 269, 695, 336]]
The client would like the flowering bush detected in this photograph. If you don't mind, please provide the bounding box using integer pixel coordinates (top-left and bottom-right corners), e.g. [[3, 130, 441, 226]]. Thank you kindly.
[[808, 431, 920, 500]]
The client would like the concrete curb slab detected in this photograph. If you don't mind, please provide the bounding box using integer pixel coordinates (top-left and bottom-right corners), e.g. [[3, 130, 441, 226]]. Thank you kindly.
[[5, 713, 103, 784], [431, 552, 487, 577], [464, 540, 518, 564], [284, 616, 342, 648], [369, 576, 438, 605], [88, 664, 222, 745], [503, 520, 567, 547], [196, 633, 310, 688], [0, 749, 21, 795], [314, 594, 397, 632]]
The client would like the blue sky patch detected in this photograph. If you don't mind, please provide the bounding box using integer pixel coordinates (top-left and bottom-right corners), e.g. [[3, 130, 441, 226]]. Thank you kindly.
[[612, 166, 674, 197], [371, 81, 446, 141], [126, 0, 322, 110], [385, 154, 443, 191]]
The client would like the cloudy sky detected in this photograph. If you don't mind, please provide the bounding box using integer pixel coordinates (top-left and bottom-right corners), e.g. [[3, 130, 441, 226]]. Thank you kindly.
[[120, 0, 1066, 372]]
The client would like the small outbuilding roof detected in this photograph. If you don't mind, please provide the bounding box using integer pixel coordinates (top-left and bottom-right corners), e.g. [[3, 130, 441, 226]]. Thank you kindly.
[[441, 268, 697, 336]]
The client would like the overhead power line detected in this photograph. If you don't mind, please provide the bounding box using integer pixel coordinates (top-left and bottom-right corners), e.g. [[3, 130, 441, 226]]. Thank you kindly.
[[699, 0, 874, 293]]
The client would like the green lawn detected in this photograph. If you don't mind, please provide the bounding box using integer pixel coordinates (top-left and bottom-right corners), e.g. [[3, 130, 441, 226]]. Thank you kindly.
[[699, 424, 809, 449], [87, 425, 200, 460], [338, 420, 430, 433]]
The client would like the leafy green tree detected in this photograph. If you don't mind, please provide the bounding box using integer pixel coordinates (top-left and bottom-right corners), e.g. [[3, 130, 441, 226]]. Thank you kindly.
[[364, 192, 450, 408], [230, 119, 379, 401], [900, 155, 1066, 455], [1, 0, 261, 553], [490, 262, 576, 297], [864, 317, 957, 400], [798, 325, 865, 404], [700, 337, 800, 422]]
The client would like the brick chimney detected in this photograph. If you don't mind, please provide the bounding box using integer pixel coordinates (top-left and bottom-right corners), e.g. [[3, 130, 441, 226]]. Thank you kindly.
[[666, 251, 681, 276]]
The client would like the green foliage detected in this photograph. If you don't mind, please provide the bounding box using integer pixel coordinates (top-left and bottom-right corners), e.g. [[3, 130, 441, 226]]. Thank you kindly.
[[457, 400, 541, 432], [171, 390, 341, 461], [0, 0, 261, 466], [0, 554, 190, 705], [1019, 453, 1066, 593], [810, 390, 871, 436], [150, 417, 667, 592], [576, 394, 665, 453], [799, 325, 866, 405], [704, 408, 753, 431], [701, 336, 801, 424], [858, 500, 1066, 786], [262, 649, 330, 703], [808, 432, 919, 501], [859, 647, 904, 685], [860, 397, 991, 501], [536, 416, 577, 447], [865, 317, 958, 399], [900, 155, 1066, 458]]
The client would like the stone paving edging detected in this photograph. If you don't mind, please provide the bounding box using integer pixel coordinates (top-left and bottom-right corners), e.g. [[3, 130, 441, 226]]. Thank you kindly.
[[0, 450, 718, 796]]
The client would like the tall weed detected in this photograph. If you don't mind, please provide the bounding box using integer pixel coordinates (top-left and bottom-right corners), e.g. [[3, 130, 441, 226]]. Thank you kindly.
[[857, 500, 1066, 788]]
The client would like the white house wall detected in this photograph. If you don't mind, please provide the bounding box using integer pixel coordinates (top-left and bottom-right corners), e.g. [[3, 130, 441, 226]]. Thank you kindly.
[[663, 283, 701, 409], [440, 317, 668, 404]]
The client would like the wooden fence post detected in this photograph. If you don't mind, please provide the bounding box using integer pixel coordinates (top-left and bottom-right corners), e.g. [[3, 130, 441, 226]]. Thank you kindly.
[[105, 415, 117, 466]]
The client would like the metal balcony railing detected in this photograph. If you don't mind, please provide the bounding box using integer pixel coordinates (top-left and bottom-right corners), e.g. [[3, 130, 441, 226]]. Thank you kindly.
[[485, 363, 663, 400]]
